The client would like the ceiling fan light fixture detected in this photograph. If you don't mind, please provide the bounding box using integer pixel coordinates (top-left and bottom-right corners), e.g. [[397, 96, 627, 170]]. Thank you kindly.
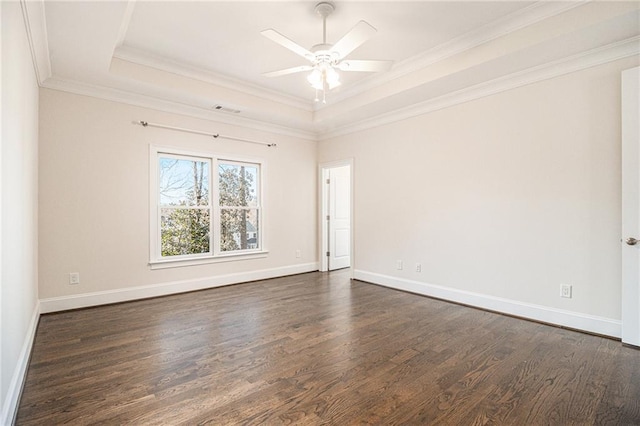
[[325, 66, 340, 88], [307, 68, 323, 90], [307, 65, 340, 96]]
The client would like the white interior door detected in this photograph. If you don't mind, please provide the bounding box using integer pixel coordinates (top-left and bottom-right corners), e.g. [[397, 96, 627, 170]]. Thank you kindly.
[[621, 66, 640, 347], [328, 165, 351, 271]]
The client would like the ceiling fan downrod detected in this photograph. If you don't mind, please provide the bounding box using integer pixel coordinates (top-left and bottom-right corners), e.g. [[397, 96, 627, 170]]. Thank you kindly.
[[313, 2, 337, 103], [315, 2, 335, 45]]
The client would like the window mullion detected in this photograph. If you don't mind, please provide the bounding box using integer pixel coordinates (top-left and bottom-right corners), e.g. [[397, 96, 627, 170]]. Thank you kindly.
[[213, 159, 221, 255]]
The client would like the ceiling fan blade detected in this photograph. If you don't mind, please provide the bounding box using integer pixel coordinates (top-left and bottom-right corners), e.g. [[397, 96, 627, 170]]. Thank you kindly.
[[261, 29, 314, 60], [338, 59, 393, 73], [331, 21, 377, 60], [262, 65, 313, 78]]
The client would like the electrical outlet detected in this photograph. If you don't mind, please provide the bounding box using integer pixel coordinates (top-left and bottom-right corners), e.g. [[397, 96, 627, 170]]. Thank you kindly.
[[561, 284, 572, 298], [396, 260, 403, 270], [69, 272, 80, 285], [416, 263, 422, 273], [295, 249, 301, 258]]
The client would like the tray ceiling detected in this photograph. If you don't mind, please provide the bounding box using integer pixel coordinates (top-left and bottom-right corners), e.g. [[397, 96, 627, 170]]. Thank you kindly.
[[29, 1, 640, 138]]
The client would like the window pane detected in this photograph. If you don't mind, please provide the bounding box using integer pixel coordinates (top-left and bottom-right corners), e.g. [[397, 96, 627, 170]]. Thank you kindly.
[[220, 208, 259, 252], [161, 208, 210, 256], [159, 157, 209, 206], [219, 163, 258, 208]]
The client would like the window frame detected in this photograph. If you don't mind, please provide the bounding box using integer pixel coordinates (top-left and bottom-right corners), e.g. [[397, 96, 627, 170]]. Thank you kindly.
[[149, 145, 267, 269]]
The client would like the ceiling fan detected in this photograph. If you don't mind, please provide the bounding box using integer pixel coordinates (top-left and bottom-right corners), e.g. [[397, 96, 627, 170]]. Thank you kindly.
[[261, 2, 393, 103]]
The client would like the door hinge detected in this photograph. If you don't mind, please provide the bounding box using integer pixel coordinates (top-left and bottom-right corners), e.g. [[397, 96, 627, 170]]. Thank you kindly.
[[326, 251, 330, 257], [326, 215, 330, 221], [326, 178, 330, 184]]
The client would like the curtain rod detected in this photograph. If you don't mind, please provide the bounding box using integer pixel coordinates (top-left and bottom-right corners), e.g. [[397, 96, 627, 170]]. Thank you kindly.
[[132, 120, 277, 147]]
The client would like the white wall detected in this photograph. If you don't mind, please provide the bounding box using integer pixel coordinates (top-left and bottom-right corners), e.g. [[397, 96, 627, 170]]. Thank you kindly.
[[1, 1, 40, 423], [38, 89, 317, 308], [319, 57, 639, 336]]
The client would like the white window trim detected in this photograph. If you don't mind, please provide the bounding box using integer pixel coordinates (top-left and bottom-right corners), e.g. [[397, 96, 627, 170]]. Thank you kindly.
[[149, 145, 267, 269]]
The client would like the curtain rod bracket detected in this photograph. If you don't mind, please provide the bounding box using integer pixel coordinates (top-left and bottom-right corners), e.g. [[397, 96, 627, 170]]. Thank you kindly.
[[140, 121, 148, 127], [213, 134, 219, 139]]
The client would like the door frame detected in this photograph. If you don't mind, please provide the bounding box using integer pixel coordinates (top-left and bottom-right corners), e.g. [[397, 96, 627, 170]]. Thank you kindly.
[[319, 159, 354, 274]]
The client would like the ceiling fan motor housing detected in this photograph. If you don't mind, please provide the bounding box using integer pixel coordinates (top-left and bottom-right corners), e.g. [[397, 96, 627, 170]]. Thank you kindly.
[[309, 44, 340, 66]]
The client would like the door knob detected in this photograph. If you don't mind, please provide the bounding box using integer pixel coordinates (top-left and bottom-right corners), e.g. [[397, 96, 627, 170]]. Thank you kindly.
[[626, 237, 639, 246]]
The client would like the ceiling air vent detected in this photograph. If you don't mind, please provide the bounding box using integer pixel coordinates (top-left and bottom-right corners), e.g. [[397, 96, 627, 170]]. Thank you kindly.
[[213, 104, 241, 114]]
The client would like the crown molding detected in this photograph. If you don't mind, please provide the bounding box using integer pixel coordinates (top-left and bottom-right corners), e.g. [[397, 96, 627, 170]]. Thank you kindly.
[[20, 0, 52, 85], [41, 77, 318, 142], [319, 36, 640, 140], [40, 35, 639, 144], [113, 45, 313, 112], [325, 0, 587, 106]]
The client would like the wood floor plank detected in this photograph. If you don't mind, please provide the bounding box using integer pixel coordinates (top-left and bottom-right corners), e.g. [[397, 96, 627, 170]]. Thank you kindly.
[[16, 270, 640, 425]]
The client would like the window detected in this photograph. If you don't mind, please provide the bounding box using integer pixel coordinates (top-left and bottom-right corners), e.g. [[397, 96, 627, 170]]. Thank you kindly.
[[159, 154, 211, 257], [150, 147, 265, 267], [219, 161, 260, 252]]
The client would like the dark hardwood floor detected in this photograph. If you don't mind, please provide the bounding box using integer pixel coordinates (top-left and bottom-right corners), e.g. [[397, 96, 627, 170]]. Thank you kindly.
[[16, 270, 640, 425]]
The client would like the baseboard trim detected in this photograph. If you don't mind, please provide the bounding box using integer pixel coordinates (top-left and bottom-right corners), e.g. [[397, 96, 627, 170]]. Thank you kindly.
[[353, 270, 622, 338], [40, 263, 319, 313], [1, 301, 40, 426]]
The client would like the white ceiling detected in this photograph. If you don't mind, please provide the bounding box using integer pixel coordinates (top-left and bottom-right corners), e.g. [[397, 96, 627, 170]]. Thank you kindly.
[[34, 1, 640, 138]]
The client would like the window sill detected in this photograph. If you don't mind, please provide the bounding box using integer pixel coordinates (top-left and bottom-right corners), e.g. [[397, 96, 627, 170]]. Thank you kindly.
[[149, 250, 269, 270]]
